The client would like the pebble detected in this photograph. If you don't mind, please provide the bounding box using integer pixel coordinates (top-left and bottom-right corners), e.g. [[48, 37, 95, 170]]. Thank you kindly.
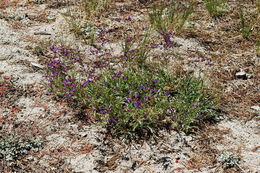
[[31, 62, 44, 69], [235, 69, 251, 80], [251, 106, 260, 112], [205, 23, 216, 30]]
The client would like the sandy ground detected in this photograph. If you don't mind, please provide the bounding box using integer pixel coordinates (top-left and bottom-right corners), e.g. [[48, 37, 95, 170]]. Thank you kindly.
[[0, 0, 259, 172]]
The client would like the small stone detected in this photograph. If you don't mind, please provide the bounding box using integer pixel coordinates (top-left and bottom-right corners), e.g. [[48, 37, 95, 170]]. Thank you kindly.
[[251, 106, 260, 112], [235, 69, 247, 80], [0, 56, 8, 61], [21, 18, 33, 25], [34, 32, 51, 35], [31, 62, 44, 69], [205, 23, 215, 30], [79, 131, 88, 137], [27, 156, 34, 161]]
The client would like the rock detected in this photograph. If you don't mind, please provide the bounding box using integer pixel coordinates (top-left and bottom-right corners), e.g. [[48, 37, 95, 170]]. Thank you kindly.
[[0, 56, 8, 61], [235, 69, 248, 80], [27, 156, 35, 161], [34, 32, 52, 35], [78, 131, 88, 137], [31, 62, 44, 69], [205, 23, 216, 30], [251, 106, 260, 112], [21, 18, 33, 25]]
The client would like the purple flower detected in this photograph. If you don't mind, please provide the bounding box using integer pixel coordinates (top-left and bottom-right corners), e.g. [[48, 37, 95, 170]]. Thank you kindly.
[[50, 71, 58, 77], [159, 31, 175, 49], [102, 81, 108, 86], [148, 44, 160, 49], [152, 80, 158, 84], [107, 104, 113, 109], [194, 57, 205, 62], [169, 106, 174, 112], [134, 101, 142, 109], [50, 45, 58, 52], [112, 71, 123, 78], [90, 48, 99, 55], [69, 84, 76, 87], [134, 93, 140, 98], [126, 16, 132, 21], [62, 80, 69, 84], [165, 91, 171, 96], [124, 98, 133, 102], [205, 61, 213, 66], [114, 18, 121, 22], [74, 59, 81, 63], [96, 33, 104, 37], [141, 85, 147, 90], [119, 6, 124, 11], [122, 56, 128, 61], [125, 37, 133, 43], [193, 103, 200, 107], [143, 27, 149, 30], [131, 55, 137, 59], [150, 89, 158, 93], [100, 109, 108, 114], [93, 76, 100, 81], [63, 52, 68, 56], [143, 95, 149, 101], [123, 49, 136, 54], [195, 115, 203, 120], [82, 79, 92, 86], [108, 118, 117, 124], [50, 45, 56, 50], [65, 93, 74, 98]]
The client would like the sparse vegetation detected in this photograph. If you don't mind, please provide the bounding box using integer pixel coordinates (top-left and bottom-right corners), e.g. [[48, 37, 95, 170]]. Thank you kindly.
[[79, 0, 110, 19], [217, 152, 240, 169], [149, 1, 196, 35], [239, 9, 254, 39], [239, 4, 259, 39], [0, 132, 41, 168], [204, 0, 227, 17]]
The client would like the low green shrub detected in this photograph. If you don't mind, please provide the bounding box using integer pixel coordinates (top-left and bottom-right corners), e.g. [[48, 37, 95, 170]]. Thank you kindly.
[[44, 43, 217, 138], [0, 132, 41, 168]]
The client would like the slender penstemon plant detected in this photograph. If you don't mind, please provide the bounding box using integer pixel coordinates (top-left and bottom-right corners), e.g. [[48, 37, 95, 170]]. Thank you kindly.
[[122, 30, 152, 69], [80, 0, 110, 19], [149, 1, 196, 35], [149, 1, 195, 49], [239, 8, 258, 39], [44, 44, 218, 138]]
